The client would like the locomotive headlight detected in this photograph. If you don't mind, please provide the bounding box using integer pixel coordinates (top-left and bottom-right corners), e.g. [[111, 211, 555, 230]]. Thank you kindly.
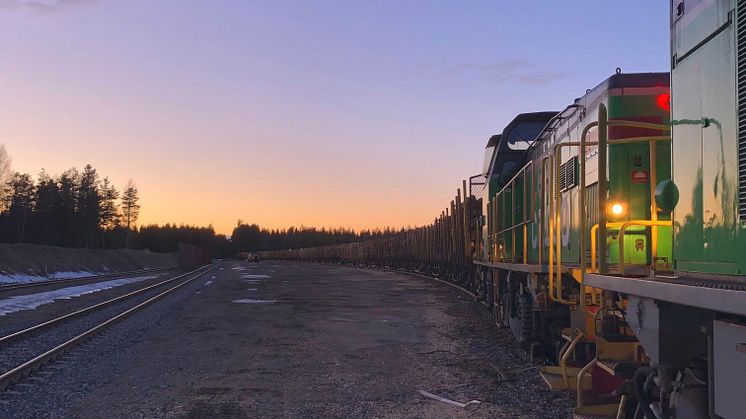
[[607, 201, 627, 218]]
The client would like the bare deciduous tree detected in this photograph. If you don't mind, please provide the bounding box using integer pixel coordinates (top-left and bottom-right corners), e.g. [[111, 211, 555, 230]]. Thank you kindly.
[[0, 145, 12, 210]]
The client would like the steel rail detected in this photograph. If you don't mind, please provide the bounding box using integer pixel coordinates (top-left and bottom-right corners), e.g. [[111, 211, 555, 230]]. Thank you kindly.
[[0, 265, 211, 346], [0, 264, 213, 390], [0, 266, 174, 293]]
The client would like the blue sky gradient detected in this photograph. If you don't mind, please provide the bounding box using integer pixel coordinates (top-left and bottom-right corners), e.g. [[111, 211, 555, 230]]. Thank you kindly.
[[0, 1, 669, 233]]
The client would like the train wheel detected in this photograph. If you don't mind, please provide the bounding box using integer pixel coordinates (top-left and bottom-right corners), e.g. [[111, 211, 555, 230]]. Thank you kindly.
[[507, 292, 533, 344]]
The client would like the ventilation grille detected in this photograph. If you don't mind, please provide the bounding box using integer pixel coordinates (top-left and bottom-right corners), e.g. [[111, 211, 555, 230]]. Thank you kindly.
[[585, 182, 599, 230], [739, 0, 746, 219], [559, 156, 579, 192]]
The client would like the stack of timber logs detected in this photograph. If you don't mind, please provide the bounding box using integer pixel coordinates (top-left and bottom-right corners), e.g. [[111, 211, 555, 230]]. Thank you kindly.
[[259, 179, 484, 285]]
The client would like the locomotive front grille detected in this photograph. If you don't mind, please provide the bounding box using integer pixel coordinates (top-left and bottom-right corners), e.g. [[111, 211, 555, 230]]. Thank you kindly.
[[738, 0, 746, 219]]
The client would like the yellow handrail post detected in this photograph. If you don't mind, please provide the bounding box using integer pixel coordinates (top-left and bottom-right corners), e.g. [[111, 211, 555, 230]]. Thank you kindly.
[[511, 177, 516, 263], [561, 329, 585, 389], [540, 155, 551, 267], [576, 357, 598, 408], [538, 158, 545, 266], [649, 139, 658, 258], [579, 120, 599, 317], [548, 154, 556, 302], [598, 103, 608, 275], [523, 166, 528, 264], [553, 143, 582, 305]]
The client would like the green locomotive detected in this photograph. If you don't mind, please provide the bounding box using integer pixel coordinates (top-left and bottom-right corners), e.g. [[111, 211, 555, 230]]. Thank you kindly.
[[260, 1, 746, 417], [476, 71, 673, 417], [583, 1, 746, 418]]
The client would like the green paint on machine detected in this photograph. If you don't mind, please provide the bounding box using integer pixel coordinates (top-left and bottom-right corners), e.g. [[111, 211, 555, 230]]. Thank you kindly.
[[671, 0, 745, 275]]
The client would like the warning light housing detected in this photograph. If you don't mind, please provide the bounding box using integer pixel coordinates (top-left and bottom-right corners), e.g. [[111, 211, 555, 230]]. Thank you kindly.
[[656, 93, 671, 111]]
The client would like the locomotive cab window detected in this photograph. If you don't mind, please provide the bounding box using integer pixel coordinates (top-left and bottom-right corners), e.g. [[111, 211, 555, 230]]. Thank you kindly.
[[497, 160, 519, 187], [506, 121, 548, 150]]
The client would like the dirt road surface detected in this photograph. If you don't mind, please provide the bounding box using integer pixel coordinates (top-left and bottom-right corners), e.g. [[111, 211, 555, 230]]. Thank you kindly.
[[1, 261, 572, 418]]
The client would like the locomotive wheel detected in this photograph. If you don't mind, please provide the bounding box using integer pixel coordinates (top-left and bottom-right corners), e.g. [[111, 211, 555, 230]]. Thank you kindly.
[[506, 291, 534, 344]]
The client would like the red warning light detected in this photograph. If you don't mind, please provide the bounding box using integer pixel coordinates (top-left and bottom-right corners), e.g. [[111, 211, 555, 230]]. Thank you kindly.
[[656, 93, 671, 111]]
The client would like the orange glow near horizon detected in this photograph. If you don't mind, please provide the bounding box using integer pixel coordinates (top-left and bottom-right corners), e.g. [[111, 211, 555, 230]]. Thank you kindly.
[[2, 108, 470, 235]]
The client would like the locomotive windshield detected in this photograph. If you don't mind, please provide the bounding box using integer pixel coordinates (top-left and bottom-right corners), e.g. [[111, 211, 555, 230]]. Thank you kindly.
[[481, 135, 500, 176], [506, 121, 548, 150]]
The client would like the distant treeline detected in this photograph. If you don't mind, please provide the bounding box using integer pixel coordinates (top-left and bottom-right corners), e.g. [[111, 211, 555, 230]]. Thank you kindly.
[[231, 223, 402, 253], [0, 163, 144, 250], [0, 157, 235, 256], [0, 159, 399, 257]]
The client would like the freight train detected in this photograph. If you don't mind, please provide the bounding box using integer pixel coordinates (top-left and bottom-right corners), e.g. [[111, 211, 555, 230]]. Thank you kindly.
[[261, 1, 746, 417]]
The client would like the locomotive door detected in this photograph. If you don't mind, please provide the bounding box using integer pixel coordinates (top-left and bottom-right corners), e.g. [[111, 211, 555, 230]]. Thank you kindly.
[[699, 17, 739, 273], [671, 0, 738, 272]]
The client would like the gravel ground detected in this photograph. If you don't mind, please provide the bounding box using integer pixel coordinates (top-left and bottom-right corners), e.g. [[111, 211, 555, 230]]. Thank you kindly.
[[0, 261, 573, 418]]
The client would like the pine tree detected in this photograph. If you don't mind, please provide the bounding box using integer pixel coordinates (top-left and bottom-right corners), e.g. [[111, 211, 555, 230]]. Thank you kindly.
[[58, 168, 80, 247], [121, 180, 140, 249], [35, 169, 61, 245], [99, 177, 120, 248], [78, 165, 100, 248], [5, 173, 35, 243]]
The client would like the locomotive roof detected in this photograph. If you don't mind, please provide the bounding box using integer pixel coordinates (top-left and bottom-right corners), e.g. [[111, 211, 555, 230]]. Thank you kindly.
[[531, 71, 670, 150]]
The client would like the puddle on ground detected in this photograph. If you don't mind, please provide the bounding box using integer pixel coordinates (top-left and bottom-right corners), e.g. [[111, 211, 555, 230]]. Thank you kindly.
[[246, 288, 258, 291], [204, 280, 213, 285], [241, 274, 270, 279], [232, 299, 276, 304]]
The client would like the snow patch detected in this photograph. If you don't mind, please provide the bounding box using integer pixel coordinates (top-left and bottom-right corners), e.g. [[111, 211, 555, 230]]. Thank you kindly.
[[0, 275, 157, 316], [0, 271, 98, 284], [232, 299, 276, 304], [241, 274, 269, 279], [204, 280, 213, 286]]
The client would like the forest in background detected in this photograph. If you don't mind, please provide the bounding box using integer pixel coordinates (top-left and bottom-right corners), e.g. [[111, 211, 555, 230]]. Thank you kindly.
[[0, 145, 400, 258]]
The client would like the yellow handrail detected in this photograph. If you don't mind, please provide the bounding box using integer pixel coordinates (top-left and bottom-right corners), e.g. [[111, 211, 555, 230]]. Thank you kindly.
[[590, 222, 624, 271], [578, 120, 599, 316], [492, 159, 540, 265], [576, 107, 670, 315], [552, 143, 585, 305], [561, 329, 585, 389], [618, 220, 673, 275], [590, 220, 673, 273], [576, 357, 598, 408]]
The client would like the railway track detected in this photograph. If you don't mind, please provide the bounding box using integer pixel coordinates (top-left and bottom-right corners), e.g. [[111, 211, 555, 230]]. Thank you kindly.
[[0, 264, 214, 390], [0, 266, 174, 293]]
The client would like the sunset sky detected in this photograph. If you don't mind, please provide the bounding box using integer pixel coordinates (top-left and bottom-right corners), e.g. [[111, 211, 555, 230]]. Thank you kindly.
[[0, 1, 669, 235]]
